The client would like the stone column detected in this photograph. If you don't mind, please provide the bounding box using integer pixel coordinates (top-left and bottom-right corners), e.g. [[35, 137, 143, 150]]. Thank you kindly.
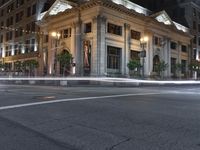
[[48, 36, 54, 75], [145, 32, 152, 77], [92, 15, 106, 76], [177, 41, 182, 78], [74, 20, 82, 76], [178, 41, 182, 63], [71, 23, 76, 75], [148, 33, 153, 76], [166, 38, 171, 77], [123, 23, 130, 76], [163, 37, 171, 77]]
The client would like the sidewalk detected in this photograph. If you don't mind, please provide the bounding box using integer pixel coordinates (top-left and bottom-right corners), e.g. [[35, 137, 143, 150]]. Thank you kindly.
[[0, 77, 200, 87]]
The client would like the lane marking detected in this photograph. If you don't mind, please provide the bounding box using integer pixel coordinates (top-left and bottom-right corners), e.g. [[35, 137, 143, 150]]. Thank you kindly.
[[0, 92, 163, 111]]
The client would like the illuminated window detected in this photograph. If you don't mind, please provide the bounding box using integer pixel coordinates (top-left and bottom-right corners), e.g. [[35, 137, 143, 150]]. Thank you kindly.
[[131, 30, 141, 40], [171, 57, 176, 74], [198, 24, 200, 32], [0, 35, 3, 43], [32, 3, 36, 15], [0, 48, 2, 58], [0, 21, 4, 30], [107, 46, 121, 69], [193, 21, 196, 30], [85, 23, 92, 33], [198, 37, 200, 46], [19, 27, 23, 36], [44, 35, 48, 43], [15, 11, 24, 23], [181, 60, 186, 74], [181, 45, 187, 52], [16, 0, 24, 8], [193, 49, 197, 60], [27, 6, 31, 17], [7, 3, 14, 13], [31, 39, 35, 52], [14, 45, 18, 55], [130, 50, 140, 60], [193, 36, 197, 44], [108, 23, 122, 36], [1, 9, 4, 17], [154, 36, 162, 46], [63, 28, 71, 38], [170, 42, 177, 49], [31, 22, 35, 32], [25, 40, 30, 53], [193, 8, 196, 16]]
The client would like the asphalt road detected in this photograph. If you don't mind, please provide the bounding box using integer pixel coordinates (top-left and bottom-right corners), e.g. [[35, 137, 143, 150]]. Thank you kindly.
[[0, 84, 200, 150]]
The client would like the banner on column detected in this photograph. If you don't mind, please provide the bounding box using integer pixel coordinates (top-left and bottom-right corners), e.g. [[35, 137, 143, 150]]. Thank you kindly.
[[83, 40, 91, 75]]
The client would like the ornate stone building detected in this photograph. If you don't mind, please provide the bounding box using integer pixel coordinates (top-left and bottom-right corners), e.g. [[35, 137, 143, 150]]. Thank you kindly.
[[131, 0, 200, 78], [38, 0, 192, 78]]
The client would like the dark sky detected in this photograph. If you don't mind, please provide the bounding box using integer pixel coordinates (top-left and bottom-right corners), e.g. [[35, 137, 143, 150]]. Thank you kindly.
[[130, 0, 200, 10]]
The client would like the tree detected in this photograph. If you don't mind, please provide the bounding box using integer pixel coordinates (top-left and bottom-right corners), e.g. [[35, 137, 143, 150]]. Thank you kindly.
[[0, 63, 5, 71], [127, 59, 141, 77], [14, 61, 22, 75], [171, 63, 182, 79], [155, 60, 168, 79], [56, 51, 73, 76], [22, 60, 39, 76], [189, 60, 200, 79]]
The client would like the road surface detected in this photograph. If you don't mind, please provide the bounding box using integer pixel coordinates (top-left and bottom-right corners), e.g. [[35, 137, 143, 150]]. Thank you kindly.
[[0, 84, 200, 150]]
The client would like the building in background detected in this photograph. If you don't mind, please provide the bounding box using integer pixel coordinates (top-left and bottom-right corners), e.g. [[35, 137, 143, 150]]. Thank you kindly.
[[131, 0, 200, 78], [38, 0, 192, 78], [0, 0, 55, 76]]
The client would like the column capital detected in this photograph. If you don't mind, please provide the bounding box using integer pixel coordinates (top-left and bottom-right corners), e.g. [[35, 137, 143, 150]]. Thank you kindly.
[[92, 15, 107, 23], [178, 41, 182, 45], [124, 23, 130, 29], [71, 20, 82, 27]]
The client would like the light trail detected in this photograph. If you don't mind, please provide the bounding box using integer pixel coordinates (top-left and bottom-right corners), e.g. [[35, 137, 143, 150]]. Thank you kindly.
[[0, 77, 200, 85]]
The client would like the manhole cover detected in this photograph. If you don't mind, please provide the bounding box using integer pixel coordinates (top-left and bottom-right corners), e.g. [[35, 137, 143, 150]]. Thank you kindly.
[[34, 96, 56, 100]]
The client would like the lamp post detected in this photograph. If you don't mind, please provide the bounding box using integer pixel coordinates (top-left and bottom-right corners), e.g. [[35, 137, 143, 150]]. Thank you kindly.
[[140, 36, 148, 79], [51, 32, 61, 76]]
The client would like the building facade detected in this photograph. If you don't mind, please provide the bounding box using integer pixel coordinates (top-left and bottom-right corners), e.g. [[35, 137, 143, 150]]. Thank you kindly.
[[0, 0, 55, 76], [38, 0, 192, 78], [131, 0, 200, 78]]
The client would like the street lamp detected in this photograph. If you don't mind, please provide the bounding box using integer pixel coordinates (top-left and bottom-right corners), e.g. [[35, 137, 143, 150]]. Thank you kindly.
[[140, 36, 148, 79], [51, 31, 61, 76]]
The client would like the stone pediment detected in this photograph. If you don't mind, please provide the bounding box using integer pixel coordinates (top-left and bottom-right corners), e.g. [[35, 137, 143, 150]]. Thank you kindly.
[[150, 10, 188, 33], [38, 0, 77, 21]]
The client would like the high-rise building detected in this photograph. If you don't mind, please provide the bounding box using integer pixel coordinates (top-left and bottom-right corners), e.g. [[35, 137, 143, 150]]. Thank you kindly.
[[0, 0, 55, 76]]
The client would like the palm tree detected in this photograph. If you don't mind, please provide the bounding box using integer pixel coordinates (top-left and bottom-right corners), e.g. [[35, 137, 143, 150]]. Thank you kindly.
[[56, 50, 73, 76]]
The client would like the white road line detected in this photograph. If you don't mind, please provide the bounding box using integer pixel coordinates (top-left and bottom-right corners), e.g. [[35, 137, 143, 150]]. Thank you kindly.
[[0, 92, 163, 111]]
